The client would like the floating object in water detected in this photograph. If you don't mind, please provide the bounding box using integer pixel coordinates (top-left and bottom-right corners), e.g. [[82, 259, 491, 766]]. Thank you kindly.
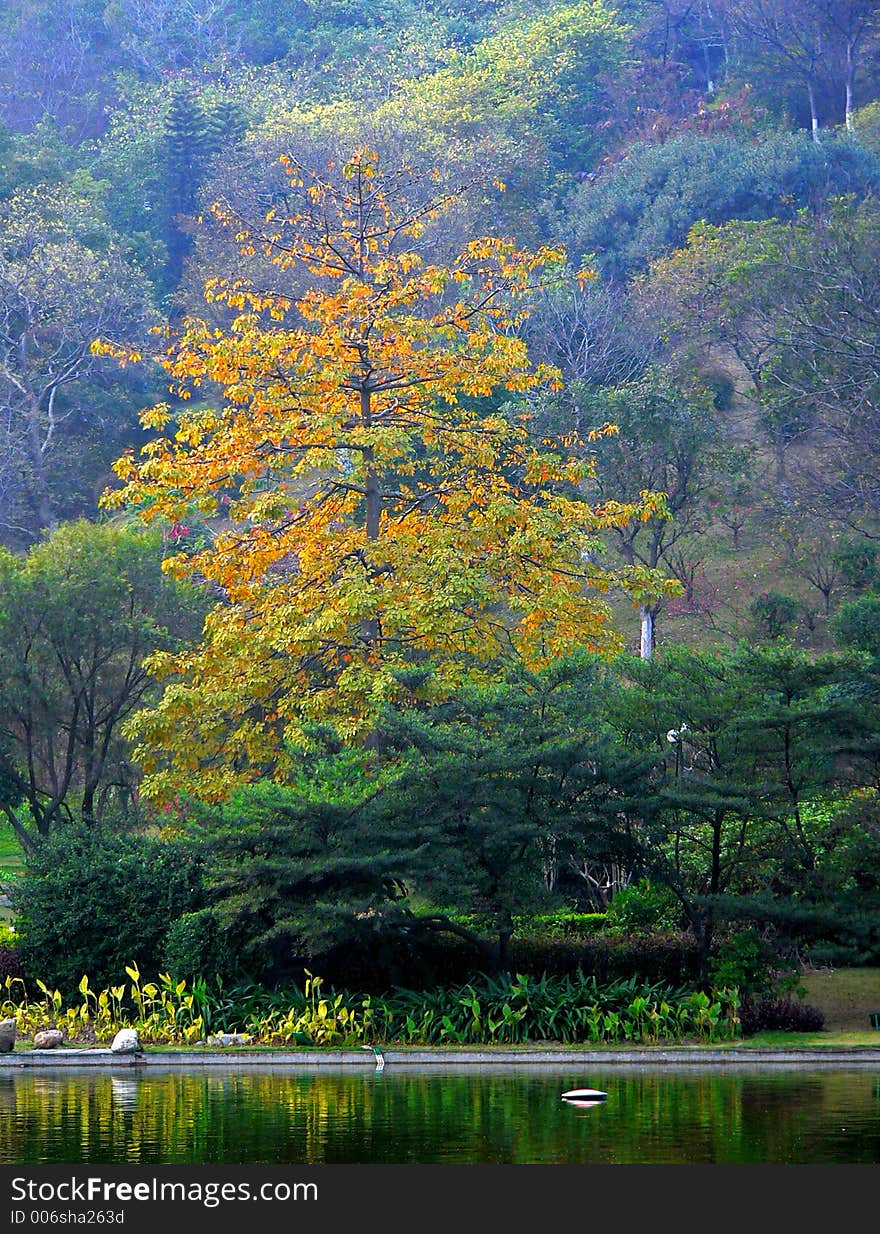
[[561, 1088, 607, 1101]]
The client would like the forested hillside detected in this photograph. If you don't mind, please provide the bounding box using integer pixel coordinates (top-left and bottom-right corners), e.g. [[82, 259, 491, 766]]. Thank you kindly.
[[3, 1, 880, 1002], [2, 1, 879, 652]]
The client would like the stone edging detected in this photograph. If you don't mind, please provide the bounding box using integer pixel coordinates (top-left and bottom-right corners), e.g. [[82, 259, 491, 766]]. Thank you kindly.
[[2, 1046, 880, 1068]]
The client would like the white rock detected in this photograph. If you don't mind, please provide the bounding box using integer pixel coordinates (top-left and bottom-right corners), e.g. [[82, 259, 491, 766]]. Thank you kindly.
[[207, 1032, 250, 1046], [110, 1028, 141, 1054], [33, 1029, 63, 1049]]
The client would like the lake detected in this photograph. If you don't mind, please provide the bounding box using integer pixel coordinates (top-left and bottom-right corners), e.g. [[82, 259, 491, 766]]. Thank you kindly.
[[2, 1063, 880, 1165]]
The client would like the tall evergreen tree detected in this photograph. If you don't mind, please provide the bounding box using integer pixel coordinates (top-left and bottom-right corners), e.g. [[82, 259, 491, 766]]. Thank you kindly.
[[161, 85, 210, 295]]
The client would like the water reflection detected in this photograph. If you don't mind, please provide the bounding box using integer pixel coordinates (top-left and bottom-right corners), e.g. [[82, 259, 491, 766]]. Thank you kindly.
[[1, 1065, 879, 1165]]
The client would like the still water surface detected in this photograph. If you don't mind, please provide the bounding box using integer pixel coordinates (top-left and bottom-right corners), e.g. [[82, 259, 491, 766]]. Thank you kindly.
[[2, 1065, 880, 1164]]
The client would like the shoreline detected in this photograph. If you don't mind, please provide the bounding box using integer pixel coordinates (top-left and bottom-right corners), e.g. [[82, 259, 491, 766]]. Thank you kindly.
[[3, 1044, 880, 1068]]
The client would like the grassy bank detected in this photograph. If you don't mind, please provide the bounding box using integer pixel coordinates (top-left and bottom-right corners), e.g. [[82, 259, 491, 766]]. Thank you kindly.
[[0, 828, 23, 925], [797, 967, 880, 1033]]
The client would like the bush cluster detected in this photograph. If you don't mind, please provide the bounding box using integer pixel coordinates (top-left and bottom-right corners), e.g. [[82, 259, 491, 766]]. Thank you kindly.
[[11, 823, 202, 995], [303, 930, 702, 993], [604, 880, 682, 935], [738, 998, 825, 1036], [0, 944, 24, 987], [1, 967, 741, 1047]]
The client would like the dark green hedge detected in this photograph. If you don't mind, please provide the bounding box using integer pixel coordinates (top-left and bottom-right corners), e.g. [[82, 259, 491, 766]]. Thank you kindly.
[[303, 931, 701, 993], [12, 823, 203, 996]]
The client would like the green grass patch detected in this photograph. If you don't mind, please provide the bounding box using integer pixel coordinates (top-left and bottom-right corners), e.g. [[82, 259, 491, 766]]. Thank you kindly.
[[0, 827, 25, 877], [740, 1030, 880, 1048], [0, 826, 24, 924], [797, 967, 880, 1032]]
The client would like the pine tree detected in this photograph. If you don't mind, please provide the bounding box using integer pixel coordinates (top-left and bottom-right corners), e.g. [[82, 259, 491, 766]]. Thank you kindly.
[[204, 98, 247, 157], [162, 85, 210, 294]]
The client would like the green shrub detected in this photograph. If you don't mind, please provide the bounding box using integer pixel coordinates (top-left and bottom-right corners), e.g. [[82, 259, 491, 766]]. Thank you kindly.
[[853, 100, 880, 152], [12, 823, 203, 995], [162, 908, 253, 985], [831, 594, 880, 657], [564, 131, 880, 279], [832, 537, 879, 590], [0, 967, 740, 1046], [359, 972, 738, 1045], [525, 910, 607, 937], [704, 368, 735, 412], [605, 880, 682, 935], [306, 929, 701, 991], [709, 929, 801, 999], [803, 938, 880, 967], [750, 591, 800, 638], [524, 935, 702, 985]]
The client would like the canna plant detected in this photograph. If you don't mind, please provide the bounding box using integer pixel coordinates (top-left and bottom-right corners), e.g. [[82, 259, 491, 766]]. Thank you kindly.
[[1, 969, 741, 1047]]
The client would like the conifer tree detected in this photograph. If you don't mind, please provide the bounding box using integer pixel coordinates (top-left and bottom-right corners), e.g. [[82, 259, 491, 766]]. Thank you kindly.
[[162, 85, 210, 294]]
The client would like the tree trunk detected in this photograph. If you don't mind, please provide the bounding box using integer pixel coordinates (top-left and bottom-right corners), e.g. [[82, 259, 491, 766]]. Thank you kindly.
[[363, 387, 380, 546], [640, 606, 655, 661], [361, 386, 383, 754], [495, 927, 513, 973], [362, 388, 381, 646], [493, 905, 515, 972], [698, 808, 724, 985], [26, 398, 55, 532], [808, 80, 821, 143], [696, 907, 715, 988]]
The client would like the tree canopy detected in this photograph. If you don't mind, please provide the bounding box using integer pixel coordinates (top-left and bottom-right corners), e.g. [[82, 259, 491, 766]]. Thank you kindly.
[[103, 148, 671, 801]]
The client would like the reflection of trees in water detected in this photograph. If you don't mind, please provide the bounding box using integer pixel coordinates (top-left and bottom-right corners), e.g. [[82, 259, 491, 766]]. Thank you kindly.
[[0, 1069, 878, 1164]]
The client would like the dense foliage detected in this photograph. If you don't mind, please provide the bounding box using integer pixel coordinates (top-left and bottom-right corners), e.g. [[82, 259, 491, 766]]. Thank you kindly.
[[1, 966, 741, 1045], [2, 2, 880, 1030], [11, 823, 202, 992]]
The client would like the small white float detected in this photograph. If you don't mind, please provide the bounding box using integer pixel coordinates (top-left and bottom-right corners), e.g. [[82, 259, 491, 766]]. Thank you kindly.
[[561, 1088, 607, 1102]]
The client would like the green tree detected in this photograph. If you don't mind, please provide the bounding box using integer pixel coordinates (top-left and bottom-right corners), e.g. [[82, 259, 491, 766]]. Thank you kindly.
[[722, 0, 880, 135], [722, 0, 835, 138], [561, 130, 879, 280], [0, 520, 204, 848], [536, 366, 723, 657], [0, 183, 154, 540], [183, 654, 640, 976], [168, 756, 411, 982], [161, 84, 211, 295], [372, 653, 639, 970], [607, 643, 868, 975], [12, 821, 202, 994], [649, 195, 880, 522]]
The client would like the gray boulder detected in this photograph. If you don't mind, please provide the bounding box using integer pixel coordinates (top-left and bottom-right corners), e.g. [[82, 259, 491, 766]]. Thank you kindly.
[[110, 1028, 141, 1054], [0, 1018, 15, 1052], [33, 1029, 63, 1049]]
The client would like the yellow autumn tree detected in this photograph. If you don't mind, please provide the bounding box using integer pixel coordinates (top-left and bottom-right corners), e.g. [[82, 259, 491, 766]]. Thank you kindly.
[[102, 149, 669, 802]]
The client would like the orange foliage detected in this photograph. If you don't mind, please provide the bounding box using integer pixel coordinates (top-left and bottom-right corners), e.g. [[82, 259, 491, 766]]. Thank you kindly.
[[103, 149, 670, 801]]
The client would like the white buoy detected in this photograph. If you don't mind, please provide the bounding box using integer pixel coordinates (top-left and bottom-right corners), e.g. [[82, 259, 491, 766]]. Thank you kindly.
[[561, 1088, 607, 1100]]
